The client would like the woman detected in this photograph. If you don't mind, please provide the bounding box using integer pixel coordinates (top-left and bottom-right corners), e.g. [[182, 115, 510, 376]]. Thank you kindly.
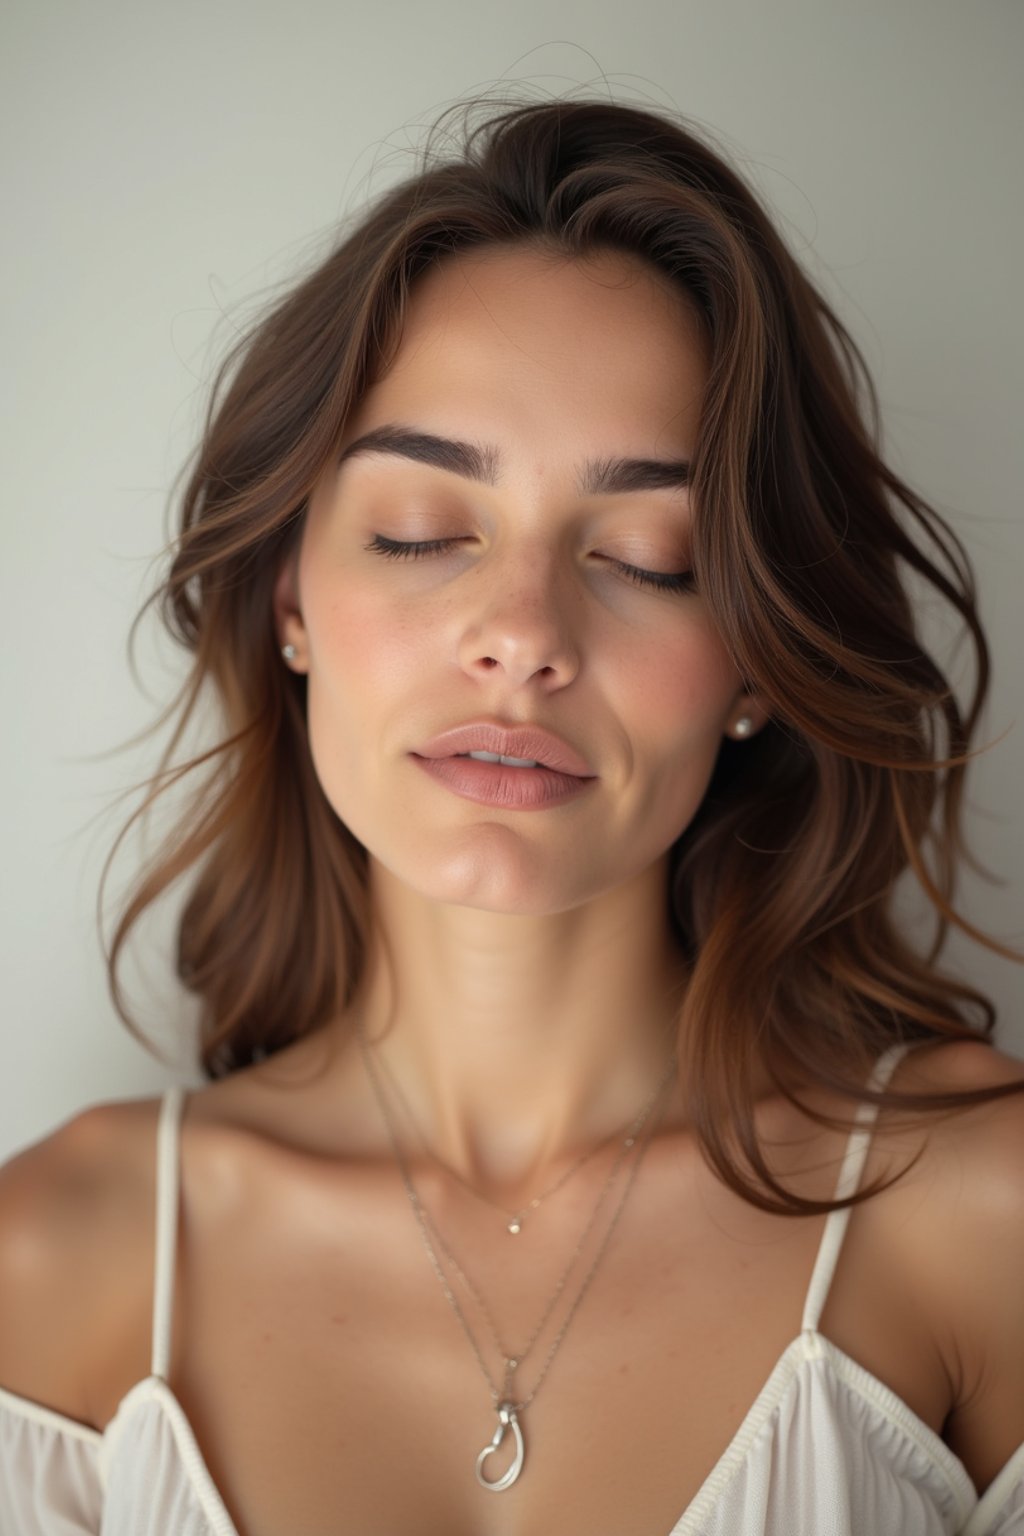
[[1, 94, 1023, 1536]]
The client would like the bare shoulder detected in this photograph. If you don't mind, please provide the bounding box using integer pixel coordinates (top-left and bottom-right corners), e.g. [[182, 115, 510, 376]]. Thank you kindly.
[[884, 1036, 1024, 1249], [885, 1037, 1024, 1488], [0, 1096, 164, 1425], [894, 1033, 1024, 1093], [885, 1036, 1024, 1200]]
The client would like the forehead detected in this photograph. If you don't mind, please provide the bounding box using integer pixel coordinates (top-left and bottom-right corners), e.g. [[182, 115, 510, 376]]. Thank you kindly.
[[351, 246, 709, 468], [403, 241, 701, 331]]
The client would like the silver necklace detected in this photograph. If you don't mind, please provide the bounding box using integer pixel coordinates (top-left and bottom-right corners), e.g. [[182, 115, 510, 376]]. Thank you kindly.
[[358, 1030, 675, 1491], [367, 1043, 641, 1235], [365, 1042, 670, 1390]]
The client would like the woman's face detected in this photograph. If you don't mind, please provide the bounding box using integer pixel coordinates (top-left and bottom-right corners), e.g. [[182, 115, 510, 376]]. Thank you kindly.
[[278, 244, 760, 914]]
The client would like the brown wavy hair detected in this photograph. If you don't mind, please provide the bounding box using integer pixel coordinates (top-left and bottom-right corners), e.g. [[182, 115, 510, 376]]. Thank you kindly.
[[99, 91, 1024, 1214]]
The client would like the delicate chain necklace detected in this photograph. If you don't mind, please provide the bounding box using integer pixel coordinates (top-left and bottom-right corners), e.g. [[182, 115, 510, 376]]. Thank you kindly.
[[364, 1041, 670, 1386], [368, 1044, 640, 1235], [357, 1029, 676, 1492]]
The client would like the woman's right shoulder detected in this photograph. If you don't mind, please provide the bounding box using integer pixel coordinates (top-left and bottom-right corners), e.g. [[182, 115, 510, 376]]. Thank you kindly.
[[0, 1096, 168, 1425]]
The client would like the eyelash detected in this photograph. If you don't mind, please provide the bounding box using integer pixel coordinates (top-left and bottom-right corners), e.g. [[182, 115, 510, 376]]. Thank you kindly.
[[363, 534, 696, 595]]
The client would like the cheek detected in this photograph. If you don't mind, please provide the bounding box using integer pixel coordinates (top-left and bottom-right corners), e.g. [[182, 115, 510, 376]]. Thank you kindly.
[[301, 577, 440, 836], [311, 586, 419, 695], [619, 621, 740, 740], [297, 510, 421, 699], [297, 572, 411, 819], [615, 624, 739, 841]]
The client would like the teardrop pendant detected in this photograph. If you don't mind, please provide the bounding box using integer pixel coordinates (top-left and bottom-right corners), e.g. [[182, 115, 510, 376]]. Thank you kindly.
[[507, 1219, 521, 1234]]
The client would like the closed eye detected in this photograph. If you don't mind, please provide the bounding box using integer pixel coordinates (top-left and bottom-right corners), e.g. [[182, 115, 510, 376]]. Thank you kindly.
[[363, 534, 696, 595]]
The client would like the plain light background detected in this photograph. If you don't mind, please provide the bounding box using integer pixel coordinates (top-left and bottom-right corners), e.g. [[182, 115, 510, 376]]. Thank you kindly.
[[2, 0, 1022, 1162]]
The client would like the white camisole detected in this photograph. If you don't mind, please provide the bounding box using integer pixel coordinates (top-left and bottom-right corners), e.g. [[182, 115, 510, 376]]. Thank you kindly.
[[2, 1042, 1023, 1535]]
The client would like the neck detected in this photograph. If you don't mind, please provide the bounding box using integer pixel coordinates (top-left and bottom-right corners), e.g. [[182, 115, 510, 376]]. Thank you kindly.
[[341, 855, 689, 1194]]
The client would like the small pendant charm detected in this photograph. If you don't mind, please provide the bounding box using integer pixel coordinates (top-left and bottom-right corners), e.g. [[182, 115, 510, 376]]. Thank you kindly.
[[475, 1401, 525, 1491], [507, 1219, 521, 1234]]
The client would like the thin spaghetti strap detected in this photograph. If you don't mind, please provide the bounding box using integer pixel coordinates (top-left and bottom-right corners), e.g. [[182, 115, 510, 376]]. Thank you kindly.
[[800, 1041, 916, 1335], [151, 1085, 187, 1382]]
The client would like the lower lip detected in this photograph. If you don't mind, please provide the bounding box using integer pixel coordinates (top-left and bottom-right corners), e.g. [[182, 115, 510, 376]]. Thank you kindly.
[[411, 754, 596, 809]]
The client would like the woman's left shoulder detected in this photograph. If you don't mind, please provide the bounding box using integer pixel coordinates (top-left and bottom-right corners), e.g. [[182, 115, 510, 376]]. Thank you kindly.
[[889, 1036, 1024, 1224], [890, 1036, 1024, 1490], [894, 1035, 1024, 1147], [896, 1032, 1024, 1090]]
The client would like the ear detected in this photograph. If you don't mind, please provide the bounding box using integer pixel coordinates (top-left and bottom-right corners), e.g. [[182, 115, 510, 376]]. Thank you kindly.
[[273, 543, 307, 670]]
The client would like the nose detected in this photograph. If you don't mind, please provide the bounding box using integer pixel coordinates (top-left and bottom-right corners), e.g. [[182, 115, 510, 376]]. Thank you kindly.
[[455, 544, 581, 692]]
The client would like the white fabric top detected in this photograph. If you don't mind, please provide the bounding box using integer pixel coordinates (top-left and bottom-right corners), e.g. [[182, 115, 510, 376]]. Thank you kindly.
[[2, 1043, 1023, 1535]]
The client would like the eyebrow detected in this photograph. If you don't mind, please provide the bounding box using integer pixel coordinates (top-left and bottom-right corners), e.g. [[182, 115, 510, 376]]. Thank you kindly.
[[337, 424, 691, 496]]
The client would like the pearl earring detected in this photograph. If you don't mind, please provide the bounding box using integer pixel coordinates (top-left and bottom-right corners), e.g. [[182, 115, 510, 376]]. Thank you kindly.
[[281, 644, 296, 661], [733, 715, 754, 738]]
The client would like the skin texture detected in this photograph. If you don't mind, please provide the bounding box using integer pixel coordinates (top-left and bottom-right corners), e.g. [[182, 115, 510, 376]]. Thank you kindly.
[[273, 243, 771, 1189]]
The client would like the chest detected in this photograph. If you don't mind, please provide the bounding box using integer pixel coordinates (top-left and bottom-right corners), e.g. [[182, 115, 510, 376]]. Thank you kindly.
[[98, 1128, 952, 1536]]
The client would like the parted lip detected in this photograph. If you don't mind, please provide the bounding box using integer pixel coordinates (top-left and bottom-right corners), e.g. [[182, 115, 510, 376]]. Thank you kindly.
[[412, 719, 595, 777]]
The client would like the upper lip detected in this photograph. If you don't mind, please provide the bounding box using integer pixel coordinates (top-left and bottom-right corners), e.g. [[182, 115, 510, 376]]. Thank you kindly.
[[413, 719, 595, 777]]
